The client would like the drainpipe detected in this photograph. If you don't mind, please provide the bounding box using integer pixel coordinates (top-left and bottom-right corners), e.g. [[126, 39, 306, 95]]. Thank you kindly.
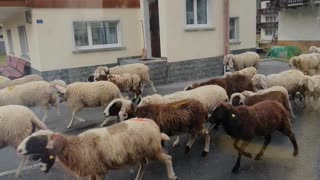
[[223, 0, 230, 73]]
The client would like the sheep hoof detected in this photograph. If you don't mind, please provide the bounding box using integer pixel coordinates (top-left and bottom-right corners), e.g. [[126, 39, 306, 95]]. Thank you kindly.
[[254, 155, 262, 160], [293, 151, 299, 157], [201, 151, 208, 157], [185, 146, 191, 154], [232, 167, 239, 174]]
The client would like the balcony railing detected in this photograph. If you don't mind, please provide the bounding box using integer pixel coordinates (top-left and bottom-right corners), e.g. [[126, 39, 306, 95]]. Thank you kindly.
[[257, 22, 279, 29], [258, 8, 279, 15], [270, 0, 320, 8]]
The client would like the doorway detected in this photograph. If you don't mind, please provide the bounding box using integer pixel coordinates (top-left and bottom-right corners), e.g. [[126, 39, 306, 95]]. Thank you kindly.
[[148, 0, 161, 57]]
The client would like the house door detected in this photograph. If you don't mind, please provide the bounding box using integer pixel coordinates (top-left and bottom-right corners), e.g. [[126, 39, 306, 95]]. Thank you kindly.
[[149, 0, 161, 57], [18, 26, 29, 60]]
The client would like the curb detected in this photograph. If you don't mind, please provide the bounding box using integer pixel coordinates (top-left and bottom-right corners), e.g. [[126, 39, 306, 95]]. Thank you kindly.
[[0, 163, 41, 178]]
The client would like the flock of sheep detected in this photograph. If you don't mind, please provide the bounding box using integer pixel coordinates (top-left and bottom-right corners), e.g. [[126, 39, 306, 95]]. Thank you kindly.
[[1, 46, 320, 180]]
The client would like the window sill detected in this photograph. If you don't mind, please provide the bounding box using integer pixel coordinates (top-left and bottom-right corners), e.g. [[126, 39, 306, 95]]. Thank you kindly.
[[184, 26, 216, 32], [72, 46, 125, 54], [229, 41, 241, 45]]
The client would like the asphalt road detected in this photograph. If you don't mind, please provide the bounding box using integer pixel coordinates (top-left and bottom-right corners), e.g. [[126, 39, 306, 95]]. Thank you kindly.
[[1, 60, 320, 180]]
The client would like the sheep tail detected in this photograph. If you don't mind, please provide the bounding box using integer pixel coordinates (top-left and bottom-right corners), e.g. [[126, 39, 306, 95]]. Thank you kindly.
[[161, 133, 170, 141], [31, 117, 47, 131]]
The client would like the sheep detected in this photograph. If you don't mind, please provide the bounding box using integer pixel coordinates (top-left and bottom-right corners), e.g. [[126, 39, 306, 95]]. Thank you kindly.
[[0, 74, 43, 89], [289, 53, 320, 75], [242, 86, 289, 97], [0, 105, 47, 178], [88, 63, 157, 93], [138, 93, 164, 106], [209, 101, 299, 173], [230, 91, 296, 119], [252, 70, 305, 100], [0, 76, 12, 89], [105, 73, 142, 99], [224, 67, 258, 79], [184, 74, 255, 97], [137, 85, 228, 112], [102, 99, 210, 155], [298, 74, 320, 109], [0, 80, 66, 121], [309, 46, 320, 54], [223, 51, 260, 71], [55, 81, 123, 129], [17, 118, 177, 180]]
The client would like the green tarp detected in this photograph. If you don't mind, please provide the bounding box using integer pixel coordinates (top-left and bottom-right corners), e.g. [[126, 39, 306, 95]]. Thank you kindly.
[[268, 46, 301, 59]]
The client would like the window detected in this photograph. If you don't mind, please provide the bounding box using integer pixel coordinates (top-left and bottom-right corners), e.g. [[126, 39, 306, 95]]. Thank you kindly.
[[73, 20, 121, 50], [186, 0, 209, 27], [18, 26, 29, 59], [229, 17, 239, 42], [6, 30, 14, 55], [265, 29, 273, 36], [266, 16, 270, 22]]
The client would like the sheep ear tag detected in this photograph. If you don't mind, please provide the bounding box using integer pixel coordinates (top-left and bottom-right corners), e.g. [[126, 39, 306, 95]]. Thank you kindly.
[[231, 114, 236, 119], [49, 155, 55, 160]]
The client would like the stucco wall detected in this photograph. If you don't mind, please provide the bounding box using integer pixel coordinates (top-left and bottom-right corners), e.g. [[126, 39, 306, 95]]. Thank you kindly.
[[229, 0, 257, 51], [278, 6, 320, 41], [2, 10, 42, 70], [31, 8, 143, 71], [157, 0, 256, 62]]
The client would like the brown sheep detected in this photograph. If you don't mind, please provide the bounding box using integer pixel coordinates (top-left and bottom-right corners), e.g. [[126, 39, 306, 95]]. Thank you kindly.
[[230, 91, 296, 120], [185, 74, 255, 97], [108, 99, 211, 156], [209, 101, 299, 173]]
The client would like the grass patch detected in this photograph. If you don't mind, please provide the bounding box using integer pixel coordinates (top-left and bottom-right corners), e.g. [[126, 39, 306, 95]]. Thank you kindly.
[[0, 54, 6, 65]]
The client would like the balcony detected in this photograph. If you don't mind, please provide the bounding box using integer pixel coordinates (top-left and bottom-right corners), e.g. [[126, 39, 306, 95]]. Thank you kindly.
[[258, 8, 279, 15], [270, 0, 320, 8], [257, 22, 279, 29]]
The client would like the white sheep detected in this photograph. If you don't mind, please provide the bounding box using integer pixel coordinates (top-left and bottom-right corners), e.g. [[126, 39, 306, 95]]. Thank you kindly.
[[309, 46, 320, 54], [106, 73, 142, 99], [299, 75, 320, 109], [0, 74, 43, 89], [223, 51, 260, 71], [0, 105, 47, 178], [224, 67, 258, 78], [252, 70, 305, 100], [138, 85, 228, 112], [55, 81, 123, 129], [90, 63, 157, 93], [0, 80, 66, 121], [242, 86, 289, 98], [289, 53, 320, 75], [17, 118, 177, 180]]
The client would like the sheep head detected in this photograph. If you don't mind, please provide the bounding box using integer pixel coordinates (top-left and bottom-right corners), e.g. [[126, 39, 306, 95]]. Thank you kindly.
[[309, 46, 317, 53], [17, 130, 58, 173], [209, 103, 236, 126], [104, 98, 132, 122], [230, 93, 246, 106], [54, 83, 67, 102], [184, 83, 199, 91], [223, 54, 234, 68], [289, 56, 299, 68], [252, 74, 268, 89]]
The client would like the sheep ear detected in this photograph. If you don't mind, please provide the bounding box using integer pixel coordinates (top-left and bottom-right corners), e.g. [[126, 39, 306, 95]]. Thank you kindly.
[[88, 75, 95, 82], [55, 85, 67, 94], [308, 79, 315, 92], [260, 76, 268, 89], [228, 58, 234, 68]]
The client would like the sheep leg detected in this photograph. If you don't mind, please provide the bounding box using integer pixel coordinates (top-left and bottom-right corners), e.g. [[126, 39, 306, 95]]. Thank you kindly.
[[172, 136, 180, 147], [232, 152, 242, 174], [100, 117, 111, 127], [255, 135, 271, 160], [15, 157, 27, 178], [201, 128, 210, 157], [54, 100, 61, 117], [157, 153, 177, 180], [135, 162, 145, 180], [236, 141, 252, 158], [67, 108, 80, 129], [41, 104, 50, 122], [89, 175, 104, 180], [282, 129, 299, 156], [148, 80, 158, 93], [185, 135, 197, 153]]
